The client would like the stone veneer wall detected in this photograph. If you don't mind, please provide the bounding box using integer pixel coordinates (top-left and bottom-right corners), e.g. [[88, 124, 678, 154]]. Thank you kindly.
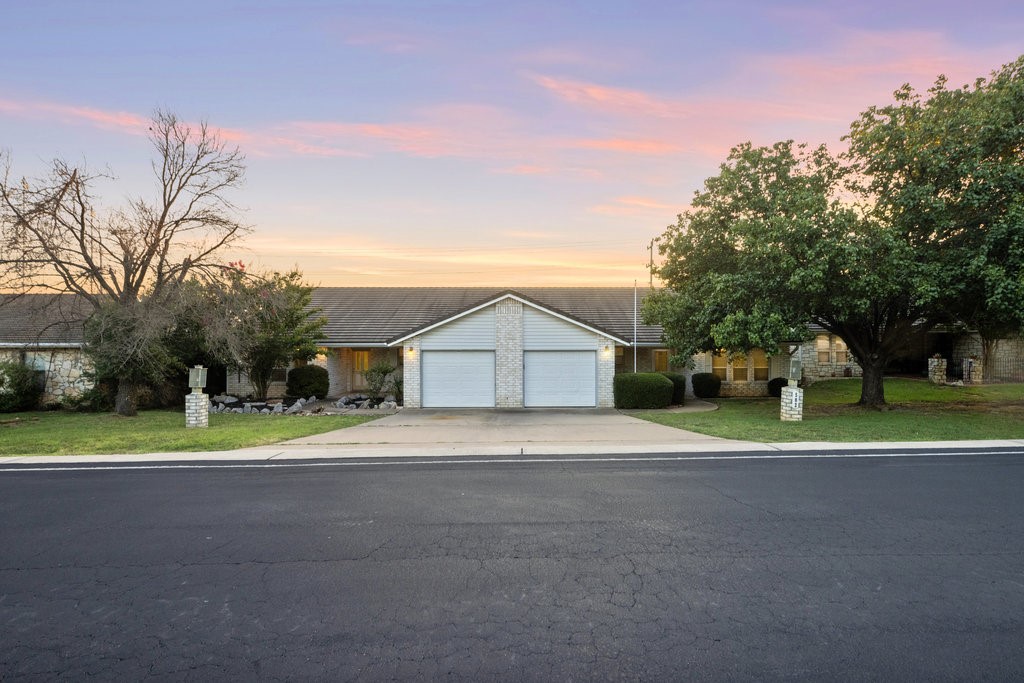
[[495, 299, 523, 408], [1, 347, 93, 404], [952, 332, 1024, 382]]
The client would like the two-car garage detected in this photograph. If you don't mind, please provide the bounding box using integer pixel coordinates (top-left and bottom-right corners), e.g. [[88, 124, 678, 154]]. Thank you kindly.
[[407, 296, 615, 409], [420, 349, 596, 408]]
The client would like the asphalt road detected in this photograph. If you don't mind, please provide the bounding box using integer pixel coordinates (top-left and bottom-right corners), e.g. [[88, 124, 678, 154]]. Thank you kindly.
[[2, 450, 1023, 681]]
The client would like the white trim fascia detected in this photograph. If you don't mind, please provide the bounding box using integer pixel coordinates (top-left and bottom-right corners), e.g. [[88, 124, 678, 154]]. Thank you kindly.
[[0, 342, 83, 349], [316, 342, 390, 348], [386, 293, 631, 347]]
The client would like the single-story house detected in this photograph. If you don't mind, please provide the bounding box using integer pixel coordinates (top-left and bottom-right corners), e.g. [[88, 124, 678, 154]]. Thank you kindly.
[[3, 288, 1021, 407], [0, 294, 92, 404]]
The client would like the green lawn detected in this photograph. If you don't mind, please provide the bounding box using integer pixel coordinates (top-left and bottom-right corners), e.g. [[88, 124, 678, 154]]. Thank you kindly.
[[634, 378, 1024, 443], [0, 410, 379, 457]]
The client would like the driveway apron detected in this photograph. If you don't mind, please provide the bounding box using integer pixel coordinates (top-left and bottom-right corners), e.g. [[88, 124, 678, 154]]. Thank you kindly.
[[281, 407, 746, 454]]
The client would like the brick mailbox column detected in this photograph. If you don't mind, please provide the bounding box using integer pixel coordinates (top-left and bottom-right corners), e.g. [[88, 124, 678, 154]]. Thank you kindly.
[[185, 390, 209, 428], [780, 381, 804, 422]]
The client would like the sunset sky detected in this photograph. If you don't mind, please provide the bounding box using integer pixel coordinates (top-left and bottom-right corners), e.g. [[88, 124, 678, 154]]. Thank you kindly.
[[3, 1, 1023, 286]]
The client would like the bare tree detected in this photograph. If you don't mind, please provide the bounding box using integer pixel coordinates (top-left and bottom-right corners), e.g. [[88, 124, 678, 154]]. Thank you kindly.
[[0, 110, 249, 415]]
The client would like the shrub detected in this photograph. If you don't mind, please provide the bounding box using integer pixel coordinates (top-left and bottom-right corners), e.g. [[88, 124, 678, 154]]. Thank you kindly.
[[691, 372, 722, 399], [63, 382, 116, 412], [364, 361, 397, 401], [286, 364, 329, 399], [0, 360, 43, 412], [658, 372, 687, 405], [614, 372, 674, 409], [767, 377, 789, 398]]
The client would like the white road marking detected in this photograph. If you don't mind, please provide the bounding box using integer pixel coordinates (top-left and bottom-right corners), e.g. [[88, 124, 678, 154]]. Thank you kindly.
[[0, 450, 1020, 472]]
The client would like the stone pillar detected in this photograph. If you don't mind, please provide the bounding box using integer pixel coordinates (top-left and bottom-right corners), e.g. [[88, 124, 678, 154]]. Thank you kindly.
[[495, 299, 524, 408], [963, 358, 983, 384], [780, 382, 803, 422], [185, 390, 209, 428], [927, 357, 947, 384]]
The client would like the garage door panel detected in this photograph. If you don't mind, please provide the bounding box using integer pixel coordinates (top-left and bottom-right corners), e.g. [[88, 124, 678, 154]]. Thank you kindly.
[[524, 351, 596, 407], [422, 351, 495, 408]]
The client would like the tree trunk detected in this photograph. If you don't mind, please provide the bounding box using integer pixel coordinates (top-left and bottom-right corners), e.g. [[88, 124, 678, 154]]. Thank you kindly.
[[251, 372, 270, 401], [857, 359, 887, 408], [980, 337, 998, 381], [115, 380, 138, 416]]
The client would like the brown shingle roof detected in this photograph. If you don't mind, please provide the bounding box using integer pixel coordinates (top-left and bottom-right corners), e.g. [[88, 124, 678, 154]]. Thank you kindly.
[[0, 294, 90, 346], [1, 288, 668, 348], [310, 287, 665, 346]]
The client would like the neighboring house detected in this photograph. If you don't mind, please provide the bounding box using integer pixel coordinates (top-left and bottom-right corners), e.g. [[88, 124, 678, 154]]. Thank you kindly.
[[5, 288, 1021, 407], [0, 294, 93, 404]]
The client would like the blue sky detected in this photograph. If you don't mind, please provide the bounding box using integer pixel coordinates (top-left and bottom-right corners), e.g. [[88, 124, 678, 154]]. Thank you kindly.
[[3, 1, 1022, 285]]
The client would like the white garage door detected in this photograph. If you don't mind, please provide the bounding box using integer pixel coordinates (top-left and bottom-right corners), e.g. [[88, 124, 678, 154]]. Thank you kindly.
[[524, 351, 596, 407], [421, 351, 495, 408]]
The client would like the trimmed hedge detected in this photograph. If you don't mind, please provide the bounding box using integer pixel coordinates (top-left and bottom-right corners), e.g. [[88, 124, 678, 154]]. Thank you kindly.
[[691, 372, 722, 399], [286, 364, 329, 399], [658, 371, 687, 405], [767, 377, 789, 398], [614, 372, 674, 409]]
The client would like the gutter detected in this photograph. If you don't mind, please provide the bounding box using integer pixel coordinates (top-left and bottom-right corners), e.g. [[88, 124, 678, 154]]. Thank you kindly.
[[0, 342, 83, 349]]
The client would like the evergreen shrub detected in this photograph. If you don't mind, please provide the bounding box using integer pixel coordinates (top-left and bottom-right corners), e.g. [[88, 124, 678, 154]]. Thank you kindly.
[[286, 364, 329, 399], [691, 372, 722, 399], [613, 372, 674, 409], [658, 372, 687, 405]]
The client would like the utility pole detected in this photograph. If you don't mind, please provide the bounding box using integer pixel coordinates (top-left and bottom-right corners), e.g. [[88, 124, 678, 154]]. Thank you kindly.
[[648, 238, 657, 288]]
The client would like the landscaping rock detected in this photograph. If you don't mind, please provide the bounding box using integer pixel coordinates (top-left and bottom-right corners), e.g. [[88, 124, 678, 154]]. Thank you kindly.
[[273, 403, 283, 413], [285, 403, 302, 414], [260, 408, 270, 414]]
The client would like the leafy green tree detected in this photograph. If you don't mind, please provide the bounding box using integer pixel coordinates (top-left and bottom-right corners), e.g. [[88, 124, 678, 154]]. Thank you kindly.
[[846, 58, 1024, 379], [646, 55, 1024, 407], [207, 268, 326, 400]]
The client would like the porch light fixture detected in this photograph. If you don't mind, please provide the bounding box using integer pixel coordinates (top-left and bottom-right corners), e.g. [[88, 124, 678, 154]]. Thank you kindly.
[[406, 346, 416, 357]]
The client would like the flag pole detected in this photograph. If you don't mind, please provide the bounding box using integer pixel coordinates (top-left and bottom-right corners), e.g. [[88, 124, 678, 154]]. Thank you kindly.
[[633, 279, 638, 373]]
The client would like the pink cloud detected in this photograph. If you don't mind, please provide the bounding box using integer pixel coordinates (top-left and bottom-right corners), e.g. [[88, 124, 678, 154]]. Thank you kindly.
[[573, 138, 684, 155], [590, 196, 684, 216], [532, 75, 686, 118], [0, 98, 150, 135]]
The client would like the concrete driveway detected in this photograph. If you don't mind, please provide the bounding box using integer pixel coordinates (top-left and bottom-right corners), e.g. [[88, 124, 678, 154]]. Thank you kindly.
[[282, 406, 750, 455]]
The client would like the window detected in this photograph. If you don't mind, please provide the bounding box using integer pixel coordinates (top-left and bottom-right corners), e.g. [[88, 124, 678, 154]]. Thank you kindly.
[[270, 367, 287, 383], [750, 348, 769, 381], [834, 338, 848, 364], [816, 334, 831, 363], [732, 353, 748, 382], [352, 350, 370, 389], [353, 351, 370, 373], [654, 349, 669, 372], [711, 352, 727, 380]]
